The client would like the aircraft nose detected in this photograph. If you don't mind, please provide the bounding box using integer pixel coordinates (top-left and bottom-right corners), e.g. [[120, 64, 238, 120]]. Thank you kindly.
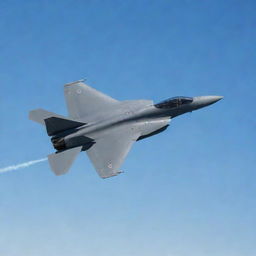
[[204, 96, 223, 104], [193, 95, 223, 109]]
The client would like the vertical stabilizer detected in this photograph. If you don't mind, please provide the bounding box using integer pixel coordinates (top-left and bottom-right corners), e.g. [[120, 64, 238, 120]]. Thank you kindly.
[[44, 117, 85, 136]]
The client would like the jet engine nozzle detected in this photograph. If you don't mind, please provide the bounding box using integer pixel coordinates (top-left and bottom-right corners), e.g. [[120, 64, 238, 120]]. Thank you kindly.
[[51, 137, 66, 151]]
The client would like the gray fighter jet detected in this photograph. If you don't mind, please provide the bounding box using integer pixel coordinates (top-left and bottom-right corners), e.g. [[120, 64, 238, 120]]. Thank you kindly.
[[29, 80, 223, 178]]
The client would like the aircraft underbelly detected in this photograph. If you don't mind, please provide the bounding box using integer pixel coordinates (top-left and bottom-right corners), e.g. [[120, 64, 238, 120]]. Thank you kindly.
[[138, 118, 171, 139]]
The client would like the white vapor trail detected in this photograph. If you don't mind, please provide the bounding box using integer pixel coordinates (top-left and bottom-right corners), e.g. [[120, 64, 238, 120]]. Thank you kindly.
[[0, 158, 47, 174]]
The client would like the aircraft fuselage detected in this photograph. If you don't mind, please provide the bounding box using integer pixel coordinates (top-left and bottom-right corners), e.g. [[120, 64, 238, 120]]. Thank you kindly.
[[29, 80, 223, 178], [55, 95, 223, 151]]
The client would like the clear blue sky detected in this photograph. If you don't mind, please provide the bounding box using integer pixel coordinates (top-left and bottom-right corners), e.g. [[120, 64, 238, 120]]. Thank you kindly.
[[0, 1, 255, 255]]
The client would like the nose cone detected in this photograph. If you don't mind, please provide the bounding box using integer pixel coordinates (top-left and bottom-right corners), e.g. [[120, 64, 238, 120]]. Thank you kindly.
[[193, 96, 223, 109], [202, 96, 223, 105]]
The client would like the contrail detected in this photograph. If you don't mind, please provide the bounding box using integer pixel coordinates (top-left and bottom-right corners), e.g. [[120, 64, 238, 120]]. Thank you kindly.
[[0, 158, 47, 174]]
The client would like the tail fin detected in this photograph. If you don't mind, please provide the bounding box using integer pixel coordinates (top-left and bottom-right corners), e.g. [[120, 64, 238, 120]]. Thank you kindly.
[[44, 117, 85, 136], [48, 146, 82, 175], [29, 109, 65, 125], [29, 108, 85, 136]]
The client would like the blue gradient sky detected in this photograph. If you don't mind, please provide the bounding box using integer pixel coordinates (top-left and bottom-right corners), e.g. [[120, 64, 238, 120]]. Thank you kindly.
[[0, 1, 255, 255]]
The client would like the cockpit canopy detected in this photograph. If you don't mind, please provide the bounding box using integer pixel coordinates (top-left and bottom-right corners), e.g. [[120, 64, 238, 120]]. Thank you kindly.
[[155, 96, 193, 109]]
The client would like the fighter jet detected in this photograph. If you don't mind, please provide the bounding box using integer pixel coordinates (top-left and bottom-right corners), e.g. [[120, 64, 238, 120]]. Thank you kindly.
[[29, 80, 223, 178]]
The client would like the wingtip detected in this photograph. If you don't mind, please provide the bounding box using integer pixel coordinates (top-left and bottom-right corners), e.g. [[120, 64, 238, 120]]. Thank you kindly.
[[100, 170, 124, 179], [64, 79, 87, 87]]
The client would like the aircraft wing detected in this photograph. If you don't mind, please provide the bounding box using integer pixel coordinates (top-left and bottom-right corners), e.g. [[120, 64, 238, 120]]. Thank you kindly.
[[86, 126, 141, 178], [64, 80, 119, 120]]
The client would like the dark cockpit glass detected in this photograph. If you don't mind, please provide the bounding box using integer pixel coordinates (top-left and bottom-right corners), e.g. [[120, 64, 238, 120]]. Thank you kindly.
[[155, 96, 193, 109]]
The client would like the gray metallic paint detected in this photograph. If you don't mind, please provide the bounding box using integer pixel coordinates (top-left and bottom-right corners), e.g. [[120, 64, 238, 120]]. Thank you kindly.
[[29, 81, 223, 178]]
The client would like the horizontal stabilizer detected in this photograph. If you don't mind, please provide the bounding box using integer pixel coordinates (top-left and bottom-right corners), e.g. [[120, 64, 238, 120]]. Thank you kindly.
[[48, 146, 82, 175], [29, 109, 65, 125], [44, 117, 85, 136]]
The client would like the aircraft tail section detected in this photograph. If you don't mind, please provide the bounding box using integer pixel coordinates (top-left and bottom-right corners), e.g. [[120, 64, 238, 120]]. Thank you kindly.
[[48, 146, 82, 175], [44, 117, 85, 136], [29, 108, 85, 136], [29, 108, 65, 125]]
